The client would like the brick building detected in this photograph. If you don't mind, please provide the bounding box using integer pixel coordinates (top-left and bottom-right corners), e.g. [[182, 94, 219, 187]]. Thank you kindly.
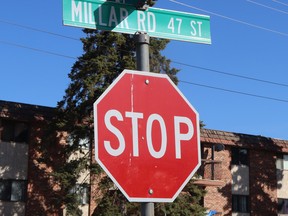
[[0, 100, 64, 215], [1, 100, 288, 215], [200, 129, 288, 216]]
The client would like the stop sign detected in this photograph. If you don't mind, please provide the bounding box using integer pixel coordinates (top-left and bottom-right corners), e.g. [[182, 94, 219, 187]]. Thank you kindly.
[[94, 70, 201, 202]]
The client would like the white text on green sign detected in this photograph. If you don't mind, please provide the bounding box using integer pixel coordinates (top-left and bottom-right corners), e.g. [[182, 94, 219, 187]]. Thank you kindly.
[[63, 0, 211, 44]]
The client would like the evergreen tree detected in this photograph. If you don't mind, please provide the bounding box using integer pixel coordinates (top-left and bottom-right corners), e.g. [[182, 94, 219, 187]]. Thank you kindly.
[[52, 29, 206, 215]]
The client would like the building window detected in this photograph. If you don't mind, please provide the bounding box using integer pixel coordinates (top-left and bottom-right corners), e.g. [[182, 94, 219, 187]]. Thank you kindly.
[[231, 148, 248, 166], [0, 179, 27, 202], [276, 154, 288, 170], [278, 199, 288, 214], [232, 195, 249, 213], [0, 119, 29, 143], [70, 184, 90, 205]]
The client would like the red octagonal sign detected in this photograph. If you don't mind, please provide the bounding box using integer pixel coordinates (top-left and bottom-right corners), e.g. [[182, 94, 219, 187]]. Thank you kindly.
[[94, 70, 201, 202]]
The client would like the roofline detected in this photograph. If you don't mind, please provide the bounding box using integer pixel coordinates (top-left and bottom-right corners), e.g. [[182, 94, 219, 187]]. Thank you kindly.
[[201, 128, 288, 153], [0, 100, 55, 122]]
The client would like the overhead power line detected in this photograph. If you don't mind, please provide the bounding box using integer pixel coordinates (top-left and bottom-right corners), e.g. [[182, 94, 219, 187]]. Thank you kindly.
[[0, 19, 79, 41], [179, 80, 288, 103], [172, 60, 288, 88], [0, 40, 76, 60], [273, 0, 288, 7], [169, 0, 288, 37], [1, 16, 288, 88], [1, 39, 288, 104], [247, 0, 288, 15], [1, 16, 288, 103], [3, 31, 287, 89]]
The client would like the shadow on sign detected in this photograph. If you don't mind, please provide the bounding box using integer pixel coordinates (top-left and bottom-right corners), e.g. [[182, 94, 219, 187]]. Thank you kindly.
[[93, 1, 134, 33]]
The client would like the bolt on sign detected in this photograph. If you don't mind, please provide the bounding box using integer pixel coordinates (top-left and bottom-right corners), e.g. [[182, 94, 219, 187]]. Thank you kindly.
[[63, 0, 211, 43], [94, 70, 201, 202]]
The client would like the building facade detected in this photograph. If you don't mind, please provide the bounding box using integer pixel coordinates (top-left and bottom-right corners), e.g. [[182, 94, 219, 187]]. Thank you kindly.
[[200, 129, 288, 216], [0, 100, 64, 215], [1, 100, 288, 215]]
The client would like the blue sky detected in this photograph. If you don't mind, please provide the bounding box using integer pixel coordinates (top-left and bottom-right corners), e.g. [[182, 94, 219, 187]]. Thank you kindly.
[[1, 0, 288, 140]]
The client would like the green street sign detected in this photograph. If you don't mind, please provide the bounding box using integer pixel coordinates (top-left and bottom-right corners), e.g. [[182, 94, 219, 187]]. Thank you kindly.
[[63, 0, 211, 44]]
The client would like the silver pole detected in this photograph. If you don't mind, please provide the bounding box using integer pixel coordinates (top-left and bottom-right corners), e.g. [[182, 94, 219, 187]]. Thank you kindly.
[[141, 202, 154, 216], [135, 32, 150, 71], [134, 32, 154, 216]]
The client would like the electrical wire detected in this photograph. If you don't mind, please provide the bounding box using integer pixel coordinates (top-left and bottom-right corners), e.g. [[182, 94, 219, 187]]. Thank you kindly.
[[0, 19, 79, 41], [272, 0, 288, 7], [1, 38, 288, 104], [0, 12, 287, 103], [169, 0, 288, 37], [247, 0, 288, 15], [2, 20, 287, 88], [180, 80, 288, 103], [3, 33, 288, 91], [0, 40, 76, 60], [172, 60, 288, 88]]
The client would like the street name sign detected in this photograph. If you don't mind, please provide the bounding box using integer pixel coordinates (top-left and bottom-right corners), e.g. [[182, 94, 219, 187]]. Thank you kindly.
[[63, 0, 211, 43], [94, 70, 201, 202]]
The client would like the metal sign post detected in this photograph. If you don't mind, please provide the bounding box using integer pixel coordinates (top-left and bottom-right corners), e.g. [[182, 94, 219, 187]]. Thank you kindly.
[[135, 32, 150, 72], [135, 32, 154, 216]]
